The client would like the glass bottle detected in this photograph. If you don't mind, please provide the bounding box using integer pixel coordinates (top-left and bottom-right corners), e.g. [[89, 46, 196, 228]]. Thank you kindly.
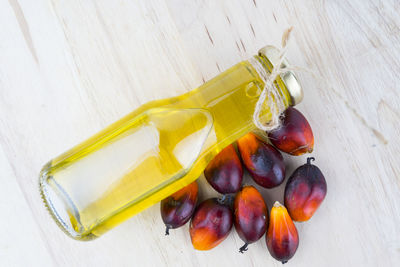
[[39, 46, 302, 240]]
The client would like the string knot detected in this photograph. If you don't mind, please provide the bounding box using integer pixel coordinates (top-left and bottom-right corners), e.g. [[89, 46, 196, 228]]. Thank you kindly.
[[250, 27, 293, 131]]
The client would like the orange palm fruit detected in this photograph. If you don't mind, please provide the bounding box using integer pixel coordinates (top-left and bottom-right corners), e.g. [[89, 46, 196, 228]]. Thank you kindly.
[[268, 107, 314, 156], [204, 144, 243, 194], [189, 198, 233, 250], [266, 202, 299, 264], [234, 186, 268, 253], [237, 133, 285, 188], [284, 157, 327, 221], [160, 181, 198, 235]]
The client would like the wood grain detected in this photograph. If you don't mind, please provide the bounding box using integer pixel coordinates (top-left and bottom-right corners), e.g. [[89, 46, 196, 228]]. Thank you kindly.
[[0, 0, 399, 266]]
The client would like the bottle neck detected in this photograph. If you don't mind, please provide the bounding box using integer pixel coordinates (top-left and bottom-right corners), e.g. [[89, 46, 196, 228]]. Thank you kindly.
[[239, 54, 291, 125], [251, 54, 293, 106]]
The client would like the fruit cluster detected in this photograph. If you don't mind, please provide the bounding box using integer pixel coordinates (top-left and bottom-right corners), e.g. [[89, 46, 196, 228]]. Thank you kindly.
[[160, 107, 327, 263]]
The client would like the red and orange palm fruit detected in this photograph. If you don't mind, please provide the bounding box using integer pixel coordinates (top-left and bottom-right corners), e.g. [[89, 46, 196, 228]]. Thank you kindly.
[[204, 144, 243, 194], [161, 181, 198, 235], [237, 133, 285, 188], [234, 186, 268, 253], [189, 198, 233, 250], [284, 157, 327, 222], [268, 107, 314, 156], [266, 201, 299, 264]]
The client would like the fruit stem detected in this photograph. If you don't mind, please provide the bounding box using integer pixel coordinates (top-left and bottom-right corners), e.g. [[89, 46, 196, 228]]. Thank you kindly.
[[218, 195, 226, 203], [218, 195, 234, 207], [306, 157, 315, 165], [239, 243, 248, 253], [282, 260, 288, 264], [273, 201, 283, 208], [165, 226, 170, 236]]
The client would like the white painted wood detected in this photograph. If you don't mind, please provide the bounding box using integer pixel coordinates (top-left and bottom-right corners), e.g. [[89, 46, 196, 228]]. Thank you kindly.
[[0, 0, 399, 266]]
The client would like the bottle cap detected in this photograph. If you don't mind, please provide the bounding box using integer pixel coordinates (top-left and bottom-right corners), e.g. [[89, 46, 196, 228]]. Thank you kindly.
[[258, 46, 303, 106]]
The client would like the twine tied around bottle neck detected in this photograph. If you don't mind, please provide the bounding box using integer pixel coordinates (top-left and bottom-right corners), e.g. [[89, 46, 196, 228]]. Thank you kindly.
[[248, 26, 388, 144], [249, 27, 293, 132]]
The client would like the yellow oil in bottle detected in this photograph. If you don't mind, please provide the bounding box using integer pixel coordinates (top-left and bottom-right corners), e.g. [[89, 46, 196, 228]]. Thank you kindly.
[[39, 51, 293, 240]]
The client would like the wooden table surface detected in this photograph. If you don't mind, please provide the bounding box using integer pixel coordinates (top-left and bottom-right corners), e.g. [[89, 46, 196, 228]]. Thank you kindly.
[[1, 0, 399, 266]]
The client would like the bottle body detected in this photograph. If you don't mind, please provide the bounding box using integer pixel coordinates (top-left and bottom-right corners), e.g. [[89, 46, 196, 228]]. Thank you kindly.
[[39, 53, 293, 240]]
